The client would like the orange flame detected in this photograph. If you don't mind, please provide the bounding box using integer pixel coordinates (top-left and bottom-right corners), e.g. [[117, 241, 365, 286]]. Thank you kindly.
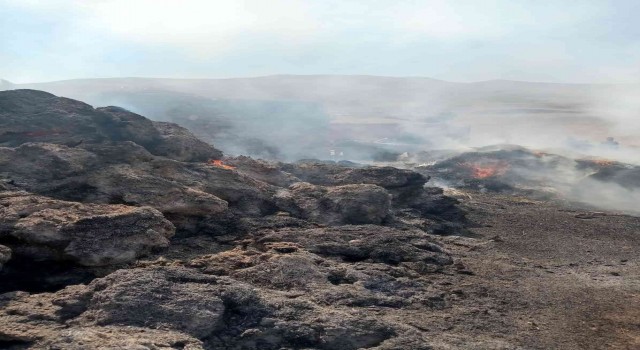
[[460, 161, 509, 179], [532, 151, 549, 158], [207, 159, 236, 170], [591, 159, 615, 167]]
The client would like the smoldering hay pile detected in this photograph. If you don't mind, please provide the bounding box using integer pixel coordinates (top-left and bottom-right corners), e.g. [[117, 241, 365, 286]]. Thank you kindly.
[[411, 145, 640, 213], [0, 90, 469, 349]]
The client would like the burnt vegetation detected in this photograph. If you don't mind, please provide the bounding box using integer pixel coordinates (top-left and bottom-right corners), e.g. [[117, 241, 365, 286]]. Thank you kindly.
[[0, 90, 638, 349], [0, 90, 463, 349]]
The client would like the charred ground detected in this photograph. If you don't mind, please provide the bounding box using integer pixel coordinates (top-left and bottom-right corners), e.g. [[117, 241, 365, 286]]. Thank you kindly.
[[0, 90, 638, 349]]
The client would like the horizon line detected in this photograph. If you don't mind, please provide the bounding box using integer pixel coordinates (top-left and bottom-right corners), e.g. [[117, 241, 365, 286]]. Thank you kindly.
[[3, 74, 636, 86]]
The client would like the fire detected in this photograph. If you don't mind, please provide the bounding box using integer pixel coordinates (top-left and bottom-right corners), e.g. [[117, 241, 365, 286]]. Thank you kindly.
[[460, 161, 509, 179], [207, 159, 236, 170], [532, 151, 549, 158], [591, 158, 615, 167]]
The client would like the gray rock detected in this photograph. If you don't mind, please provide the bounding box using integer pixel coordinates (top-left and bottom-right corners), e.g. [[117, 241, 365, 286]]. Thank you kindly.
[[0, 265, 402, 349], [226, 155, 300, 187], [0, 191, 175, 266], [39, 326, 204, 350], [0, 90, 471, 350], [0, 286, 204, 349], [275, 182, 391, 225], [152, 121, 223, 162], [85, 164, 229, 216], [0, 89, 223, 162], [73, 268, 227, 338], [277, 162, 464, 220], [0, 142, 276, 220], [258, 225, 453, 268], [280, 162, 428, 188]]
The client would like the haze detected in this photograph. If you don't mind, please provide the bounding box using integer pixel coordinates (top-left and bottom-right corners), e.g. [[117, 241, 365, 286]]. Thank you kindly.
[[2, 0, 640, 83], [3, 3, 640, 347], [2, 1, 640, 165]]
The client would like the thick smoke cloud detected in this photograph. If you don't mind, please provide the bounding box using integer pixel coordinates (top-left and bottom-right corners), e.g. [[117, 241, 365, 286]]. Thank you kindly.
[[3, 76, 639, 213], [569, 178, 640, 213], [6, 76, 639, 163]]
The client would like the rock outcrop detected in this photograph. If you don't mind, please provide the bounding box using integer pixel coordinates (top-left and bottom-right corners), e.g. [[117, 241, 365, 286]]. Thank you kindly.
[[256, 225, 452, 268], [280, 162, 428, 188], [0, 142, 273, 221], [226, 155, 299, 187], [275, 182, 391, 225], [151, 121, 223, 162], [0, 90, 470, 349], [0, 90, 222, 162], [0, 191, 174, 266], [0, 240, 449, 349], [69, 268, 228, 338], [35, 327, 204, 350], [278, 161, 464, 221]]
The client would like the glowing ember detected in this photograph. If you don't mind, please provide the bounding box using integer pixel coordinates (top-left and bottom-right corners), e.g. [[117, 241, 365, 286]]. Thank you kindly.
[[591, 159, 615, 167], [532, 151, 549, 158], [207, 159, 236, 170], [460, 161, 509, 179]]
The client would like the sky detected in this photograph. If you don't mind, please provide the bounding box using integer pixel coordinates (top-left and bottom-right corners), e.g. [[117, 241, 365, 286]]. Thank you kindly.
[[1, 0, 639, 84]]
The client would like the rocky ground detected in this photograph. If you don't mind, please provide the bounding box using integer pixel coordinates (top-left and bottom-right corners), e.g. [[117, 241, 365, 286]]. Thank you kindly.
[[0, 90, 638, 349]]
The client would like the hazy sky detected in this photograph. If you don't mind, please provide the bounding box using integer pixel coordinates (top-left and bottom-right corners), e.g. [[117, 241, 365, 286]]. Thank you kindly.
[[1, 0, 639, 83]]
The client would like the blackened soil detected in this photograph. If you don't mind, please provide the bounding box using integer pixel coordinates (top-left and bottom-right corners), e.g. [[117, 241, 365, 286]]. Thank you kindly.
[[407, 191, 640, 349]]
